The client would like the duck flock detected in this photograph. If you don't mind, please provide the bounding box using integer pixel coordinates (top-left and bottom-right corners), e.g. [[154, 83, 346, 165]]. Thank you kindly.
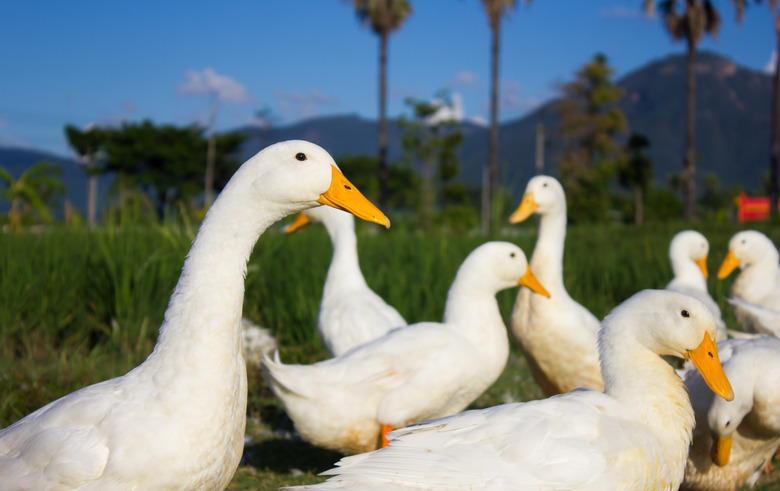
[[1, 141, 779, 490]]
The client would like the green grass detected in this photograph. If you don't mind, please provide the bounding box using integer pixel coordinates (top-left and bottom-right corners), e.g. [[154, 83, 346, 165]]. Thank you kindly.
[[2, 219, 780, 489]]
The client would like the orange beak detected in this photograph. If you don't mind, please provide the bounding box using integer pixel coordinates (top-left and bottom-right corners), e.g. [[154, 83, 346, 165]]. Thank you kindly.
[[695, 256, 709, 279], [519, 267, 550, 298], [508, 192, 538, 224], [712, 435, 733, 467], [283, 212, 311, 234], [317, 166, 390, 229], [717, 251, 740, 279], [685, 333, 734, 402]]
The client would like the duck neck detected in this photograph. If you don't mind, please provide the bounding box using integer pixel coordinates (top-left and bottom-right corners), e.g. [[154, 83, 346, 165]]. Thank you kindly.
[[671, 258, 708, 291], [600, 331, 695, 469], [532, 208, 567, 288], [735, 255, 780, 301], [443, 279, 508, 361], [323, 217, 367, 293], [148, 192, 283, 366]]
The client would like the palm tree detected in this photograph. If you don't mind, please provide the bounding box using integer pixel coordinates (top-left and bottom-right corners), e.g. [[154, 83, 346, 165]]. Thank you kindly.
[[479, 0, 529, 234], [0, 161, 65, 231], [350, 0, 412, 210], [65, 123, 105, 227], [644, 0, 721, 220]]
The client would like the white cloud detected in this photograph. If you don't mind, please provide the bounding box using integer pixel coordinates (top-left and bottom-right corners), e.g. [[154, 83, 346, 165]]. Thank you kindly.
[[273, 89, 339, 121], [176, 68, 255, 104], [447, 71, 478, 88], [0, 132, 33, 149], [765, 50, 777, 74], [499, 80, 542, 113], [427, 92, 465, 125], [469, 116, 488, 127]]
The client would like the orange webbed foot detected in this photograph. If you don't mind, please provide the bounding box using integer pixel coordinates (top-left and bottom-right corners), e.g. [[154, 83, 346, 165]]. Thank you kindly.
[[381, 424, 393, 448]]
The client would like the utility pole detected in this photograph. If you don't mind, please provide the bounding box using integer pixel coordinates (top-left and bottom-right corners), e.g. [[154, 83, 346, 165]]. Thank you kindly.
[[535, 123, 545, 175]]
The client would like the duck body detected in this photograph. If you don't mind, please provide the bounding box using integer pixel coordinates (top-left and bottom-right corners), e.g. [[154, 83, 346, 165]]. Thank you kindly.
[[0, 141, 389, 489], [286, 206, 405, 356], [509, 175, 603, 396], [665, 230, 727, 341], [718, 230, 780, 336], [292, 290, 734, 490], [683, 337, 780, 490], [263, 242, 547, 455]]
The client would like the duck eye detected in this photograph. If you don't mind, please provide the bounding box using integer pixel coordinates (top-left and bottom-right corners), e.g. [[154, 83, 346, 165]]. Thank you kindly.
[[510, 252, 516, 258], [681, 310, 690, 318], [725, 420, 731, 427], [542, 183, 548, 187], [295, 153, 307, 161]]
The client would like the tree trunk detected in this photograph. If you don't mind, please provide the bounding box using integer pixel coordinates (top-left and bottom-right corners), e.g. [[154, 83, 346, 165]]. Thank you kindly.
[[205, 98, 217, 209], [9, 196, 21, 232], [683, 38, 697, 220], [770, 15, 780, 217], [378, 31, 390, 210], [487, 17, 500, 235], [535, 123, 545, 175]]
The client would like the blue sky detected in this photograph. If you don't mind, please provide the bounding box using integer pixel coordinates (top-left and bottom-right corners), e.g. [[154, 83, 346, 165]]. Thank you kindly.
[[1, 0, 776, 158]]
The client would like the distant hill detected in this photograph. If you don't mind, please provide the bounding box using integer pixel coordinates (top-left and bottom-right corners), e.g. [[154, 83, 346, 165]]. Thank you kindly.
[[237, 51, 774, 200], [1, 51, 774, 213]]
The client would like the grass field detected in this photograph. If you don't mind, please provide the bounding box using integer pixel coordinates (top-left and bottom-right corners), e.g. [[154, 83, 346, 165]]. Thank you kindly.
[[2, 218, 780, 489]]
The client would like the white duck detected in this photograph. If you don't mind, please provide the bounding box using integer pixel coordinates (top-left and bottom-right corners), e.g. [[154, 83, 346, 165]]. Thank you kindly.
[[262, 241, 550, 455], [0, 140, 389, 490], [665, 230, 728, 341], [291, 290, 734, 490], [283, 205, 406, 356], [718, 230, 780, 336], [508, 175, 603, 396], [683, 336, 780, 490]]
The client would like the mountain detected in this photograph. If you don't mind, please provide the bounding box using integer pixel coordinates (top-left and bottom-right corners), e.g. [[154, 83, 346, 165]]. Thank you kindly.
[[237, 51, 774, 200], [1, 51, 774, 214], [620, 51, 772, 193]]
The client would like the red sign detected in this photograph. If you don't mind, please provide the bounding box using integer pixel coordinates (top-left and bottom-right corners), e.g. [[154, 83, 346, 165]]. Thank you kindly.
[[735, 193, 771, 223]]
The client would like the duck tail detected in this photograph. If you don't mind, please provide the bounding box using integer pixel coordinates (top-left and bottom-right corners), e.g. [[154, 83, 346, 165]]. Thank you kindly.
[[260, 351, 311, 399]]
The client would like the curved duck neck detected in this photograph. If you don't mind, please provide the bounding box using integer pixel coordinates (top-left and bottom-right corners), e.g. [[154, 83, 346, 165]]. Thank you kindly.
[[531, 207, 567, 286], [148, 191, 282, 366], [600, 327, 695, 466], [443, 276, 508, 358], [322, 216, 368, 292], [671, 258, 708, 291]]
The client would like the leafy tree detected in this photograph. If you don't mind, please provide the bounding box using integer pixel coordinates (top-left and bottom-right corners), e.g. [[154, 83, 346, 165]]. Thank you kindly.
[[644, 0, 724, 220], [554, 53, 627, 223], [398, 92, 465, 229], [479, 0, 530, 234], [349, 0, 412, 210], [100, 120, 245, 219], [65, 124, 106, 226], [617, 133, 653, 225], [645, 185, 685, 221], [0, 161, 65, 230]]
